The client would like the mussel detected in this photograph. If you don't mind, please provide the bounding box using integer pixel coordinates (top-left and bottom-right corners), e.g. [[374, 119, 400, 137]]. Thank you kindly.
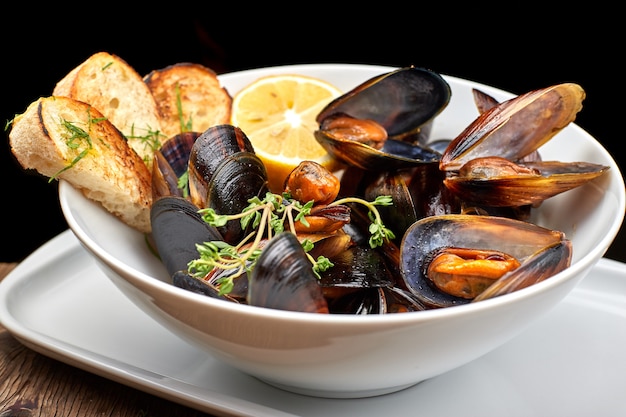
[[151, 125, 271, 245], [285, 159, 340, 205], [172, 270, 241, 303], [150, 196, 223, 278], [471, 88, 500, 114], [203, 151, 269, 243], [441, 83, 585, 170], [353, 163, 461, 239], [318, 245, 427, 314], [326, 286, 427, 314], [148, 70, 608, 317], [248, 232, 329, 313], [443, 157, 610, 207], [197, 230, 353, 303], [439, 83, 610, 208], [284, 161, 351, 233], [400, 214, 572, 308], [319, 246, 395, 298], [188, 124, 262, 209], [314, 66, 451, 171], [317, 66, 451, 140], [152, 131, 201, 199]]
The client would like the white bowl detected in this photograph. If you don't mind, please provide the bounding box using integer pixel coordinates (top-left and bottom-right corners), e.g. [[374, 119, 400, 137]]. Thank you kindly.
[[59, 63, 625, 399]]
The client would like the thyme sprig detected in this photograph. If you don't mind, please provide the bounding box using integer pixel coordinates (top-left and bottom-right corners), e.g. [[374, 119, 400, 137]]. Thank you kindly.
[[330, 195, 395, 247], [187, 192, 394, 295]]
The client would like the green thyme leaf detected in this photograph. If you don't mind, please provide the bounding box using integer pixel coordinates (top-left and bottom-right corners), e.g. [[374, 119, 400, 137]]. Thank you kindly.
[[188, 191, 393, 295]]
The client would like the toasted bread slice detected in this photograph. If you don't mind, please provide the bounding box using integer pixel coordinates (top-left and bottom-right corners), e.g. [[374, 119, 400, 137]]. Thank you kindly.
[[53, 52, 164, 167], [144, 62, 232, 139], [9, 96, 153, 233]]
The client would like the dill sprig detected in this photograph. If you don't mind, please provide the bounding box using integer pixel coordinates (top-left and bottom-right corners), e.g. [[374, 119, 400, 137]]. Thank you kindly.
[[126, 124, 167, 166], [49, 109, 107, 181], [126, 125, 166, 153], [176, 83, 193, 132]]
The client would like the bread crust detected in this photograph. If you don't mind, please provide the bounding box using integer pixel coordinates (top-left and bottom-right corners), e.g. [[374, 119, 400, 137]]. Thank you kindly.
[[10, 53, 236, 234], [53, 52, 164, 168], [144, 62, 232, 139], [9, 96, 153, 233]]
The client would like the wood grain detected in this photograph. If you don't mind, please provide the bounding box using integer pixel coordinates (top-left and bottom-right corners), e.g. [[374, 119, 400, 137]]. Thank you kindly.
[[0, 263, 216, 417]]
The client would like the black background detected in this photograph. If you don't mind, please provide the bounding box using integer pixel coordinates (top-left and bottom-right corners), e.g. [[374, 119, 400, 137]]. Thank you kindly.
[[2, 11, 624, 263]]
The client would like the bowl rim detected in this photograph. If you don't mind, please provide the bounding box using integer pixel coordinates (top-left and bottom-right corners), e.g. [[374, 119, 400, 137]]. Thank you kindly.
[[59, 62, 626, 325]]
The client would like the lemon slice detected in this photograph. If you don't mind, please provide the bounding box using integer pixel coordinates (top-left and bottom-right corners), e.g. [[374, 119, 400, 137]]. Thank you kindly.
[[231, 74, 343, 193]]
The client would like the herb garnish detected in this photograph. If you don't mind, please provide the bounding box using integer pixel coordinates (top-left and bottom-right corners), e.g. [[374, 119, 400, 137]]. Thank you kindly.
[[126, 124, 166, 164], [177, 171, 190, 198], [176, 83, 193, 132], [49, 109, 107, 181], [187, 192, 394, 295]]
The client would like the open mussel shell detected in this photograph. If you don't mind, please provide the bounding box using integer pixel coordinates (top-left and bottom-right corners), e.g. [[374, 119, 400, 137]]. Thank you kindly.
[[440, 83, 586, 172], [153, 150, 183, 199], [314, 66, 450, 171], [150, 196, 223, 278], [357, 163, 461, 239], [314, 129, 442, 171], [471, 88, 500, 114], [400, 214, 570, 308], [444, 159, 611, 207], [317, 66, 451, 139], [473, 240, 572, 302], [248, 232, 329, 313]]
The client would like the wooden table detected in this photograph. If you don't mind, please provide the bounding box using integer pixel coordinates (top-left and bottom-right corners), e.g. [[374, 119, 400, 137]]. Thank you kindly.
[[0, 263, 217, 417]]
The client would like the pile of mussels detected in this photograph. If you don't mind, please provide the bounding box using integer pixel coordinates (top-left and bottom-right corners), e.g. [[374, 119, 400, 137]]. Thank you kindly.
[[149, 67, 609, 314]]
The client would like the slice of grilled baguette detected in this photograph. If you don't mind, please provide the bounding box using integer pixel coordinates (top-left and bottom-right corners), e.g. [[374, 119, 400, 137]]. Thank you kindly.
[[8, 96, 153, 233], [144, 62, 232, 139], [52, 52, 164, 167]]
